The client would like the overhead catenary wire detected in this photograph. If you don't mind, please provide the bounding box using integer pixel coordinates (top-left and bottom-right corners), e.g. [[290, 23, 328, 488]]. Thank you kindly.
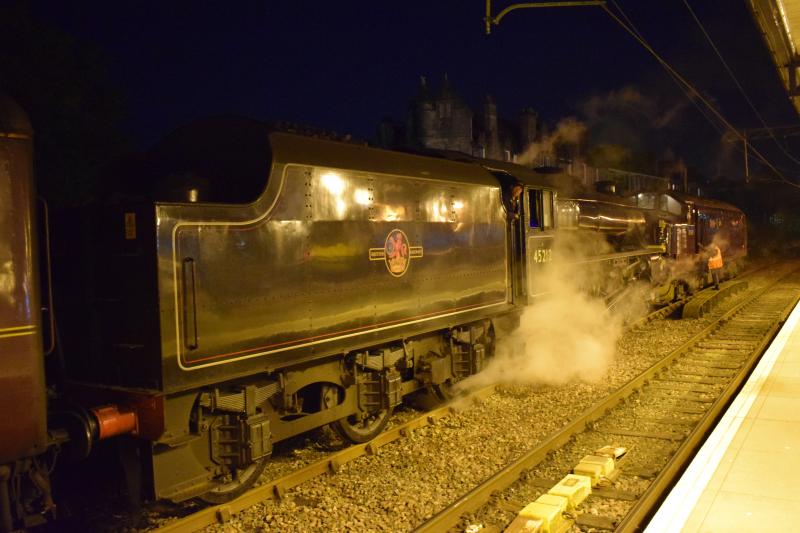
[[609, 0, 782, 185], [609, 0, 729, 140], [682, 0, 800, 168], [602, 2, 800, 189]]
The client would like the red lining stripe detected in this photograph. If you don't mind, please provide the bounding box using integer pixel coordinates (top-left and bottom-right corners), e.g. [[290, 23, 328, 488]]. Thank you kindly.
[[182, 299, 506, 366]]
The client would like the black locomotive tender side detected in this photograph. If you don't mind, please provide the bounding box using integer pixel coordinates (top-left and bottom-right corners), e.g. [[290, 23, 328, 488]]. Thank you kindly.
[[0, 105, 747, 526], [29, 116, 558, 507]]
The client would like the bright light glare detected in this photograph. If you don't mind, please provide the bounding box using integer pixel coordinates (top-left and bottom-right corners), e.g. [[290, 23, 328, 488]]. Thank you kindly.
[[321, 172, 344, 196], [354, 188, 371, 205], [453, 200, 464, 210]]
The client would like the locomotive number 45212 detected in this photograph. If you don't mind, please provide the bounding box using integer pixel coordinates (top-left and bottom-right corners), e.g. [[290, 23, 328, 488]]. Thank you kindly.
[[532, 247, 552, 264]]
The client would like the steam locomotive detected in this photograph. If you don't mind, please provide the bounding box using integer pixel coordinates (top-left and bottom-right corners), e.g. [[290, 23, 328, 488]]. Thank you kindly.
[[0, 96, 746, 529]]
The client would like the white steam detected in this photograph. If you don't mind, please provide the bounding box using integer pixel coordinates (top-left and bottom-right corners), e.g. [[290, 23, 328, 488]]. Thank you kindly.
[[516, 117, 586, 166], [457, 231, 648, 392], [581, 86, 683, 130], [650, 234, 731, 292]]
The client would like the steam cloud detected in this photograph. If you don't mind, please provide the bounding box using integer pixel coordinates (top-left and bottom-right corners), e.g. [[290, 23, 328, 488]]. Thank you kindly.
[[457, 231, 648, 392], [515, 86, 691, 172], [516, 116, 586, 167], [581, 86, 686, 131], [650, 233, 730, 294]]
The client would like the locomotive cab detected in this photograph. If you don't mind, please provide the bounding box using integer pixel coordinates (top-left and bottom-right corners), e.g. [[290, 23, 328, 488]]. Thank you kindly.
[[522, 186, 556, 303], [486, 167, 556, 306]]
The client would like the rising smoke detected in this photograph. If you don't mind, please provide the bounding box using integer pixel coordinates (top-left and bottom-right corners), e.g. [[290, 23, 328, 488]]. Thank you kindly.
[[456, 231, 648, 393], [516, 116, 586, 167], [516, 86, 691, 173], [650, 232, 731, 295], [453, 86, 709, 393]]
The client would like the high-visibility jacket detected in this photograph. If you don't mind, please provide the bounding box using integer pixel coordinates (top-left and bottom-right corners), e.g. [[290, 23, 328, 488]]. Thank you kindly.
[[708, 245, 723, 270]]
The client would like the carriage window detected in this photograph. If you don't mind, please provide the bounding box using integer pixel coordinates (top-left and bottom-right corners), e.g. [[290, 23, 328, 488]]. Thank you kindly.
[[557, 200, 579, 229], [528, 189, 554, 230], [542, 190, 553, 228]]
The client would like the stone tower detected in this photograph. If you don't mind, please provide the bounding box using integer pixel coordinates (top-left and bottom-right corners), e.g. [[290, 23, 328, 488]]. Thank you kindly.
[[519, 107, 538, 150], [409, 75, 473, 154], [408, 76, 436, 147], [483, 95, 501, 160]]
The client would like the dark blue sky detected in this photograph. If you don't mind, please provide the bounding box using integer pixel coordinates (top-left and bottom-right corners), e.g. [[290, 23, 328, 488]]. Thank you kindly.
[[33, 0, 798, 165]]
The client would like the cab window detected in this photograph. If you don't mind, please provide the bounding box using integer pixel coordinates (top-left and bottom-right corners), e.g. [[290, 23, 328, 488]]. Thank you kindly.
[[528, 189, 554, 230]]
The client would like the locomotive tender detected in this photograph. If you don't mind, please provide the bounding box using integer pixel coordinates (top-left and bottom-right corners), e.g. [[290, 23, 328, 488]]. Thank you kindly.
[[0, 99, 746, 529]]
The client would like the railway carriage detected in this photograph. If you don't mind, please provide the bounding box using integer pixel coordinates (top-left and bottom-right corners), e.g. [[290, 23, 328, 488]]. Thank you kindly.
[[0, 95, 49, 531], [632, 191, 747, 303]]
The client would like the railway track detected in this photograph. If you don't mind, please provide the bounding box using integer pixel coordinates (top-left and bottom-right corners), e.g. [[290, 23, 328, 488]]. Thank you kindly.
[[137, 262, 780, 532], [151, 388, 500, 532], [414, 264, 800, 532]]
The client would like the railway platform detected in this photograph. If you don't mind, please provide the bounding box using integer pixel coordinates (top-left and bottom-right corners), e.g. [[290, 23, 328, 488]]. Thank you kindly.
[[645, 297, 800, 532]]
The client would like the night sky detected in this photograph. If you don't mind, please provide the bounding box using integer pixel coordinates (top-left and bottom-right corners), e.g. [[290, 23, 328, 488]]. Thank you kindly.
[[34, 3, 795, 133], [5, 1, 800, 186]]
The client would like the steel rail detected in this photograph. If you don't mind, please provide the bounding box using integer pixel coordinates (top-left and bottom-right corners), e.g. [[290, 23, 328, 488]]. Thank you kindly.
[[616, 285, 800, 531], [413, 266, 799, 533], [629, 259, 774, 328], [152, 386, 497, 532]]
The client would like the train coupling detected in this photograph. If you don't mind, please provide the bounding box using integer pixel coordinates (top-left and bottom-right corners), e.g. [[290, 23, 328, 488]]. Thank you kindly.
[[49, 402, 138, 462], [90, 405, 138, 440]]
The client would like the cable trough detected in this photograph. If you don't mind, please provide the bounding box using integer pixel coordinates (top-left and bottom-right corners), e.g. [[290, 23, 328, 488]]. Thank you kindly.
[[414, 264, 800, 533]]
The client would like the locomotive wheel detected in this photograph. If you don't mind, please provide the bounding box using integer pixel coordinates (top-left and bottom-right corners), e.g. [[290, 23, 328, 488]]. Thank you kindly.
[[197, 458, 268, 504], [410, 380, 460, 410], [413, 328, 496, 409], [673, 281, 688, 301], [331, 408, 392, 443]]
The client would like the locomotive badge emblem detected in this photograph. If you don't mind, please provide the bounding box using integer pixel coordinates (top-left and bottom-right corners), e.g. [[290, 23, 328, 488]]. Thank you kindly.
[[369, 229, 423, 277]]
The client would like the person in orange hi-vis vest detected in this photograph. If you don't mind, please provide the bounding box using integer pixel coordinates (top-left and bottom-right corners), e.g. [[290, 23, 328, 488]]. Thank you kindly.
[[707, 243, 723, 290]]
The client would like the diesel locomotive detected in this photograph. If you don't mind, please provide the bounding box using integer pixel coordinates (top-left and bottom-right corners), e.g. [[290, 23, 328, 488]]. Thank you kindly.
[[0, 97, 746, 529]]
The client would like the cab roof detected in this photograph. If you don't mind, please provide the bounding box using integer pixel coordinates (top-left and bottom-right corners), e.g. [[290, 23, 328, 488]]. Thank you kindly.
[[667, 191, 744, 214]]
